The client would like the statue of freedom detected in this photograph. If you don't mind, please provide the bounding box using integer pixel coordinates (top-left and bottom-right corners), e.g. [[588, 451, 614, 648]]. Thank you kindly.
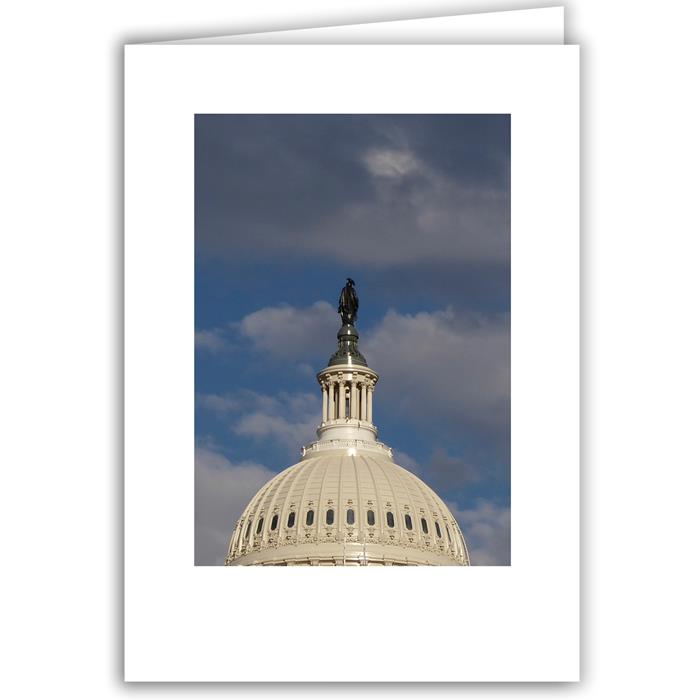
[[338, 278, 359, 326]]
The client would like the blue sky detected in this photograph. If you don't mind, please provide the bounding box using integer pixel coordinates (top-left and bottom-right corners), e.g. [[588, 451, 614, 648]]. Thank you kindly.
[[194, 114, 510, 565]]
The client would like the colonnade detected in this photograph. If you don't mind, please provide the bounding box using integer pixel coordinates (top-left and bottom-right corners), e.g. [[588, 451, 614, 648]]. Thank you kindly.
[[321, 374, 375, 423]]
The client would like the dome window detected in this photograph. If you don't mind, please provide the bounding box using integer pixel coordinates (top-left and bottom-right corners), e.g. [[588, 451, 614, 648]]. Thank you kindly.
[[435, 521, 442, 538], [404, 514, 413, 530], [326, 509, 334, 525], [346, 509, 355, 525], [446, 526, 452, 544], [271, 514, 279, 531], [421, 517, 429, 534], [287, 512, 296, 528], [256, 517, 264, 535], [386, 511, 395, 528], [305, 510, 314, 526], [367, 510, 375, 526], [244, 520, 252, 539]]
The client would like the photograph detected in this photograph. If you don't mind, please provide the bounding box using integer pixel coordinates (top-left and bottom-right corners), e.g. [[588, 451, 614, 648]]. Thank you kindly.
[[194, 114, 511, 566]]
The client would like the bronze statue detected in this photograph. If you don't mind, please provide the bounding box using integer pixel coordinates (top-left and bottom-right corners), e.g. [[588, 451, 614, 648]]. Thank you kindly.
[[328, 278, 367, 366], [338, 278, 359, 326]]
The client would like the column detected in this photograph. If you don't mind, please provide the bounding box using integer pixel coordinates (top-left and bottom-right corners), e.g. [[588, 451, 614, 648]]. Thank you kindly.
[[322, 383, 328, 422], [361, 382, 368, 421], [350, 380, 357, 419], [367, 384, 373, 423], [339, 381, 346, 419], [328, 380, 335, 420]]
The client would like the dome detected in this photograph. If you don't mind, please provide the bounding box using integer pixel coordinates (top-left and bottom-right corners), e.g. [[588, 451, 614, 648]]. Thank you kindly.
[[225, 450, 469, 566], [225, 280, 470, 566]]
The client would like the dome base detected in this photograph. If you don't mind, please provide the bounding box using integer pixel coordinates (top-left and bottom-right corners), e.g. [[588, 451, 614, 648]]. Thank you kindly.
[[227, 540, 466, 566]]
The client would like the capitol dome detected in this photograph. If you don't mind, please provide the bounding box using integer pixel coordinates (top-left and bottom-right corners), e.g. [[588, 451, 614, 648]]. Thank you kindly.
[[225, 281, 470, 566]]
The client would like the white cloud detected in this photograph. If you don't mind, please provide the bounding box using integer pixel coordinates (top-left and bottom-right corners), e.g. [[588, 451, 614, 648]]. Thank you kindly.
[[195, 447, 277, 565], [197, 393, 240, 412], [237, 301, 336, 360], [198, 389, 320, 457], [195, 328, 229, 352], [447, 499, 511, 566], [234, 411, 318, 455], [364, 307, 510, 434], [363, 148, 421, 178]]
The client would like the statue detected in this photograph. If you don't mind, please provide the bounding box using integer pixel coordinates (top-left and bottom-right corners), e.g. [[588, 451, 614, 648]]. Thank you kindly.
[[338, 278, 359, 326], [328, 278, 367, 366]]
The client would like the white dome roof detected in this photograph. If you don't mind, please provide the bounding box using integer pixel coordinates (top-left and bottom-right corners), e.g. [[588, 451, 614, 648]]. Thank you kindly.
[[226, 450, 469, 566]]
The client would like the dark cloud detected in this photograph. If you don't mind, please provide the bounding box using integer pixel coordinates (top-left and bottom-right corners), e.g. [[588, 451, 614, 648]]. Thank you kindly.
[[195, 115, 509, 267], [423, 447, 483, 491], [363, 307, 510, 437]]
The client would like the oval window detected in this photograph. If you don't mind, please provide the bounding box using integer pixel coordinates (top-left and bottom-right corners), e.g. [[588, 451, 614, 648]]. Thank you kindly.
[[347, 509, 355, 525], [244, 520, 252, 539], [271, 514, 279, 531], [434, 521, 442, 538], [446, 526, 452, 544], [405, 514, 413, 530], [287, 511, 296, 528], [256, 517, 264, 535], [386, 511, 395, 528], [326, 509, 334, 525], [421, 517, 428, 534], [306, 510, 314, 526], [367, 510, 375, 526]]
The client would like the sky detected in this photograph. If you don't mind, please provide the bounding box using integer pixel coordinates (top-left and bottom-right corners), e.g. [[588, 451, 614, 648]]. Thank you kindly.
[[195, 114, 510, 566]]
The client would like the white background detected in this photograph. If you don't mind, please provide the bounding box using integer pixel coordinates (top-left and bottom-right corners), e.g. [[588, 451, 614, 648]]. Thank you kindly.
[[1, 0, 699, 696], [125, 43, 578, 682]]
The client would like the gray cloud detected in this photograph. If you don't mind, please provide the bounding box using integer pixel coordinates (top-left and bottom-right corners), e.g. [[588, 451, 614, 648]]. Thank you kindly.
[[195, 447, 276, 565], [365, 307, 509, 436], [195, 329, 229, 353], [391, 449, 420, 472], [422, 447, 483, 490], [312, 152, 508, 266], [236, 301, 336, 361], [448, 499, 511, 566], [198, 389, 320, 457], [196, 115, 509, 267]]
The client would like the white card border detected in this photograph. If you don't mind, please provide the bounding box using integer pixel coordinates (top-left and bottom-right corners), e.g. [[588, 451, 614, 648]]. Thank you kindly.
[[125, 44, 579, 682]]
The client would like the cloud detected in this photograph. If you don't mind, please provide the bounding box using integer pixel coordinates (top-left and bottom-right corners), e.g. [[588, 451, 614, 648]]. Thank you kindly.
[[197, 393, 240, 412], [315, 162, 508, 266], [234, 410, 318, 455], [195, 329, 229, 353], [195, 447, 276, 565], [237, 301, 336, 361], [363, 148, 420, 178], [364, 307, 510, 436], [198, 389, 320, 457], [391, 449, 420, 472], [448, 499, 511, 566], [195, 115, 509, 267], [423, 447, 483, 490]]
